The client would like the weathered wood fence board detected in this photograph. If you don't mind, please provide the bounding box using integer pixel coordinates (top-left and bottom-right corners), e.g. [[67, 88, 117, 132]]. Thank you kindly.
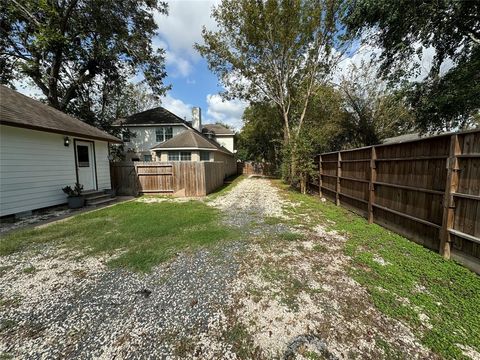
[[238, 161, 275, 176], [111, 161, 227, 197], [310, 129, 480, 274]]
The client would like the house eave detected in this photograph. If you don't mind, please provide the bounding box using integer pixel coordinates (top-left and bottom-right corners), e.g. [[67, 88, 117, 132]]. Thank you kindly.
[[0, 121, 122, 144]]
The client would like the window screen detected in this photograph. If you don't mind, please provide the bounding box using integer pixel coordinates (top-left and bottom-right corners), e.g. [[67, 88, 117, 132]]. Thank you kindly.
[[180, 151, 191, 161], [168, 151, 180, 161], [77, 145, 89, 167]]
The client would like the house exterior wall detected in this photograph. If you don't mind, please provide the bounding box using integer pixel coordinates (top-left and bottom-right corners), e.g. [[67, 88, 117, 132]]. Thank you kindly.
[[0, 125, 111, 217], [213, 135, 234, 153], [124, 125, 186, 153]]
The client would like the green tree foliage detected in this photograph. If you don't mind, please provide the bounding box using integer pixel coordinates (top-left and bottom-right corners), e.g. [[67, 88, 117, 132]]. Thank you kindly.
[[346, 0, 480, 132], [236, 102, 283, 166], [195, 0, 348, 144], [0, 0, 169, 121], [336, 61, 415, 147]]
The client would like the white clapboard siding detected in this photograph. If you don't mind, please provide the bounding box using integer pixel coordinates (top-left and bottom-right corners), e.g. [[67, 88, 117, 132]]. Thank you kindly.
[[0, 125, 111, 217]]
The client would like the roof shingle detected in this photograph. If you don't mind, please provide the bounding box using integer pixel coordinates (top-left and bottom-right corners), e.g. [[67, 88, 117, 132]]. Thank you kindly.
[[0, 86, 121, 143], [151, 129, 233, 154], [115, 107, 190, 126]]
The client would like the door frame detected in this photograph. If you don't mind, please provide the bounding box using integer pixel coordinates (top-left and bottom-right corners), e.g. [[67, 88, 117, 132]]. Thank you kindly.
[[73, 138, 98, 191]]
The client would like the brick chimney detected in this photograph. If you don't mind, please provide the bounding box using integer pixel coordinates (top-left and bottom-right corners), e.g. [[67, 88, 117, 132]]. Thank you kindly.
[[192, 107, 202, 131]]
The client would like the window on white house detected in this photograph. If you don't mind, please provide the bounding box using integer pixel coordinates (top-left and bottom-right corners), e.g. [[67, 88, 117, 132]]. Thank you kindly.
[[143, 154, 152, 162], [200, 151, 210, 161], [180, 151, 191, 161], [156, 127, 173, 142]]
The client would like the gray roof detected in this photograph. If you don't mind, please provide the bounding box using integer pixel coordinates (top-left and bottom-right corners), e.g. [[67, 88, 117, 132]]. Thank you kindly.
[[114, 106, 191, 127], [0, 85, 121, 143], [202, 123, 235, 135], [151, 129, 233, 154]]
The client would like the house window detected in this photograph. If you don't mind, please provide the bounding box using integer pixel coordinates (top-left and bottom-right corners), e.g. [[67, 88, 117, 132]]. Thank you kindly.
[[168, 151, 180, 161], [156, 127, 173, 142], [180, 151, 191, 161], [143, 154, 152, 162], [200, 151, 210, 161], [77, 145, 89, 167]]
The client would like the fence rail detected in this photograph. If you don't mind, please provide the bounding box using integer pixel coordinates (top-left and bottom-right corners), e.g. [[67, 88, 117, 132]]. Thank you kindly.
[[310, 129, 480, 274], [111, 161, 227, 197]]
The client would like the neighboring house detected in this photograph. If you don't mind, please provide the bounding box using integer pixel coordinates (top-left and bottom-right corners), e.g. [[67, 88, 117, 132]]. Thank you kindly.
[[114, 107, 236, 175], [0, 85, 122, 217]]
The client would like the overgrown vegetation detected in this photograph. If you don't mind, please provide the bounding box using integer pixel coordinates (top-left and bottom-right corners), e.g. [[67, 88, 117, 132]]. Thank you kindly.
[[0, 200, 235, 272], [272, 180, 480, 360]]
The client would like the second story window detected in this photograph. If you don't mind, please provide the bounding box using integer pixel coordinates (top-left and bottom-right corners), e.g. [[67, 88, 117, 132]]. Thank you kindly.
[[156, 127, 173, 142]]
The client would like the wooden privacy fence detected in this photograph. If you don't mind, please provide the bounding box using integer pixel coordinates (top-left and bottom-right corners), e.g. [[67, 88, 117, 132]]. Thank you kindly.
[[238, 161, 276, 176], [111, 161, 227, 197], [310, 129, 480, 273]]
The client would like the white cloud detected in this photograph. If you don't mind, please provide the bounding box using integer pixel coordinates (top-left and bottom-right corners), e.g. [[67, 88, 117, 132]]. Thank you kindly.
[[154, 1, 219, 60], [206, 94, 247, 130], [160, 94, 192, 120]]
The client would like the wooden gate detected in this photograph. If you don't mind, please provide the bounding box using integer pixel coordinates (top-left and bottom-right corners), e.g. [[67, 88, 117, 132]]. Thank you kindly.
[[135, 163, 174, 193]]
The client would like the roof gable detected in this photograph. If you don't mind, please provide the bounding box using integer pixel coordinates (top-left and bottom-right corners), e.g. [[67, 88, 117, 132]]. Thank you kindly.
[[151, 129, 233, 154], [202, 123, 235, 135], [0, 86, 121, 143]]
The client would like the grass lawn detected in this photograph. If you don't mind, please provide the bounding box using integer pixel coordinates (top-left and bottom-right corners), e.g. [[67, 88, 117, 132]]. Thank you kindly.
[[273, 180, 480, 360], [0, 199, 235, 272]]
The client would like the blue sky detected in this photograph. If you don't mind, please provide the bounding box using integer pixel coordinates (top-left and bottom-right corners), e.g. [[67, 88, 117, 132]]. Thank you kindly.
[[151, 0, 248, 129]]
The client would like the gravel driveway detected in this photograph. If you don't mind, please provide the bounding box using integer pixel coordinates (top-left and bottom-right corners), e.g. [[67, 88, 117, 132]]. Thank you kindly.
[[0, 178, 441, 359]]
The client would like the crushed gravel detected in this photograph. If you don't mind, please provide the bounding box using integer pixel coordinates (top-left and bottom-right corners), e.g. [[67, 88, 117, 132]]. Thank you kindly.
[[0, 241, 242, 358]]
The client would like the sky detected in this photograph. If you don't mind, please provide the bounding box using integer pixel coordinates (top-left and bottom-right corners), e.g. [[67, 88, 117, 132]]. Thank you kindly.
[[14, 0, 452, 131], [151, 0, 248, 130]]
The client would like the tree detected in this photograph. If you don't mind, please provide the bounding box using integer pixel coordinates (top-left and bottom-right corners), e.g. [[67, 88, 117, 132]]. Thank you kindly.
[[0, 0, 169, 117], [236, 102, 283, 167], [336, 61, 415, 147], [195, 0, 348, 147], [345, 0, 480, 132]]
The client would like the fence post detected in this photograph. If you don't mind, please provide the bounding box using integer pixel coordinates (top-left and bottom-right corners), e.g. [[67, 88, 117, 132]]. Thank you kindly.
[[439, 134, 461, 259], [318, 155, 322, 198], [336, 152, 341, 206], [368, 146, 377, 224]]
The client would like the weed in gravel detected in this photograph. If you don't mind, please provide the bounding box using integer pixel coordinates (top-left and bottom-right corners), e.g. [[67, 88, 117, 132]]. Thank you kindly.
[[264, 216, 283, 225], [223, 322, 263, 359], [272, 180, 480, 360], [279, 232, 305, 242], [22, 266, 36, 274]]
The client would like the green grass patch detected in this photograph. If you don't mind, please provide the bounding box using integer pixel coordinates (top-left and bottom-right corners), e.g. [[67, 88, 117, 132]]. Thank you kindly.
[[278, 231, 305, 242], [263, 216, 283, 225], [207, 174, 245, 200], [272, 180, 480, 360], [0, 200, 236, 272], [22, 266, 36, 274]]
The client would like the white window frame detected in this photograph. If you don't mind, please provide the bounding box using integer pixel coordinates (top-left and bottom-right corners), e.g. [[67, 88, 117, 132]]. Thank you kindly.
[[156, 127, 173, 142]]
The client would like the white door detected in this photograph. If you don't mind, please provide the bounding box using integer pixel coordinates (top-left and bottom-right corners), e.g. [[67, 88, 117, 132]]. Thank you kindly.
[[75, 141, 96, 190]]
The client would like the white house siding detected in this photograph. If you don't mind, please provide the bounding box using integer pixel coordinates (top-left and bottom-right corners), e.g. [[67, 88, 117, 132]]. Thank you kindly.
[[0, 125, 111, 217], [214, 136, 234, 153], [124, 125, 186, 153]]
